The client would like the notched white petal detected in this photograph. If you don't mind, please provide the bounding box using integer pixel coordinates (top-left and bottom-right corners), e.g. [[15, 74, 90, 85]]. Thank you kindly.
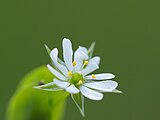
[[81, 63, 99, 75], [74, 46, 89, 72], [80, 86, 103, 101], [54, 79, 70, 88], [79, 46, 88, 55], [84, 80, 118, 92], [65, 84, 79, 94], [86, 73, 115, 80], [50, 48, 68, 76], [47, 64, 66, 80], [78, 46, 89, 59], [63, 38, 73, 71], [88, 56, 100, 65]]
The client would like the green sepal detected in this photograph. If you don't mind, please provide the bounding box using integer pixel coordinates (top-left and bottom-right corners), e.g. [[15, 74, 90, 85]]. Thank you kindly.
[[45, 44, 64, 65], [88, 42, 96, 58], [44, 44, 51, 55], [34, 82, 63, 91], [96, 89, 123, 93], [112, 89, 123, 93], [71, 93, 85, 117]]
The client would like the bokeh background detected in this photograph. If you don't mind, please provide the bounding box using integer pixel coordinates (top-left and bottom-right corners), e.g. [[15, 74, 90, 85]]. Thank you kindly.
[[0, 0, 160, 120]]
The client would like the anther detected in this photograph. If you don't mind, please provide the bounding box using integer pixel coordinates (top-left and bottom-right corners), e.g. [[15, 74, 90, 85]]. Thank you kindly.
[[92, 74, 96, 78], [77, 80, 83, 86], [68, 71, 72, 76], [84, 61, 89, 65], [72, 61, 77, 66]]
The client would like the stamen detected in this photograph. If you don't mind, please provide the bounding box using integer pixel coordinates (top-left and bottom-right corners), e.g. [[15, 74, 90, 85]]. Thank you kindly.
[[68, 71, 72, 76], [84, 60, 89, 65], [72, 61, 77, 66], [76, 80, 83, 86], [92, 74, 96, 78]]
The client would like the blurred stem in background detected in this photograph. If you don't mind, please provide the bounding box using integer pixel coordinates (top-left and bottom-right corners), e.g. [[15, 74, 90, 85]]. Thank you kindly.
[[6, 66, 69, 120]]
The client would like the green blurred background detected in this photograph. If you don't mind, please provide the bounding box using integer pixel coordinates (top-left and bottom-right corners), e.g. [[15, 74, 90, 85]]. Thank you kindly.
[[0, 0, 160, 120]]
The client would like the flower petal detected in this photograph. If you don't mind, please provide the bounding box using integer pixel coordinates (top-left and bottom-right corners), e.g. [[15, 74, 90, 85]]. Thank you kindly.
[[50, 48, 68, 76], [89, 56, 100, 65], [74, 46, 89, 72], [47, 64, 66, 80], [65, 84, 79, 94], [78, 46, 88, 55], [81, 63, 99, 75], [80, 86, 103, 100], [83, 80, 118, 92], [62, 38, 73, 71], [86, 73, 115, 80], [54, 79, 70, 88]]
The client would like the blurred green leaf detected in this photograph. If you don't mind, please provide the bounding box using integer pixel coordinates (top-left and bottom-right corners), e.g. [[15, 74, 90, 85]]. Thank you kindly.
[[71, 93, 85, 117], [6, 66, 69, 120]]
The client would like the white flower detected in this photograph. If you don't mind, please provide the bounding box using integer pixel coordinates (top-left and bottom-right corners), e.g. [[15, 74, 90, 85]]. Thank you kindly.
[[35, 38, 122, 116]]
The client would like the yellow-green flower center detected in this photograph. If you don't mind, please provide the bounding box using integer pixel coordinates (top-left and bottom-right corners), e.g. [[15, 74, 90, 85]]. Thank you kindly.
[[69, 73, 84, 86]]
